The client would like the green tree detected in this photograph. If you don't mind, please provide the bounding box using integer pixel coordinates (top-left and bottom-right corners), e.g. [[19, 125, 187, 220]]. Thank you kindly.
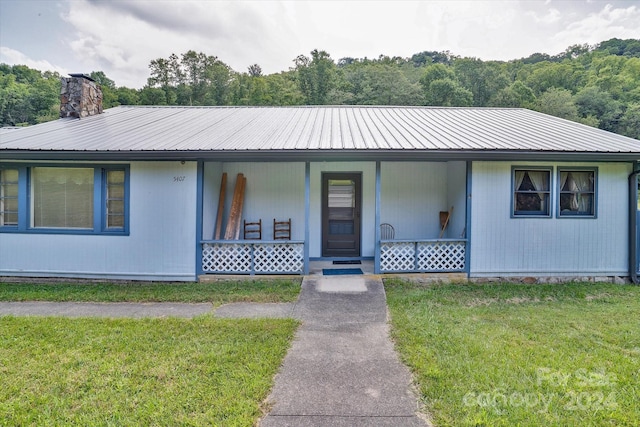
[[489, 81, 536, 108], [420, 64, 472, 106], [535, 88, 577, 119], [618, 103, 640, 139], [294, 50, 337, 104], [574, 86, 622, 132], [525, 61, 586, 95], [453, 58, 509, 106]]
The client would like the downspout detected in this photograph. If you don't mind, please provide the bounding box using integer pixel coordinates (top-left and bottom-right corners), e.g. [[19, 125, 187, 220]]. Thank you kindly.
[[630, 163, 640, 284]]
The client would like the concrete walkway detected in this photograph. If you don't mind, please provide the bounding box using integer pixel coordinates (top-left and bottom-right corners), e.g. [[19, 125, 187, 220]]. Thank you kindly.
[[253, 275, 428, 427], [0, 301, 213, 318]]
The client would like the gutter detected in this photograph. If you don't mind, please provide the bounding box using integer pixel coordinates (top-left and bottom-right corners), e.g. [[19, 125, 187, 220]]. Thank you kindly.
[[630, 164, 640, 284]]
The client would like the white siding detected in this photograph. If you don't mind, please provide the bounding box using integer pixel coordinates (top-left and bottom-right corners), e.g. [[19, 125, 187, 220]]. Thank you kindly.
[[470, 161, 631, 277], [204, 162, 306, 241], [0, 161, 197, 281], [381, 162, 449, 239], [447, 161, 468, 239]]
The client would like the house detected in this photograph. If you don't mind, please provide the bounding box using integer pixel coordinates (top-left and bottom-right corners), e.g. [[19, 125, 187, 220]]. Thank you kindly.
[[1, 75, 639, 283]]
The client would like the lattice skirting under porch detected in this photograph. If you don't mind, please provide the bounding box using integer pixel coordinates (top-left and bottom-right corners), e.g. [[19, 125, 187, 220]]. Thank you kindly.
[[380, 240, 466, 272], [202, 242, 304, 274]]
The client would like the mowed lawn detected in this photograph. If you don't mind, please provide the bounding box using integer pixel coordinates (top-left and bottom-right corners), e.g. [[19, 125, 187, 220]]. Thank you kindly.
[[0, 280, 301, 426], [385, 279, 640, 427]]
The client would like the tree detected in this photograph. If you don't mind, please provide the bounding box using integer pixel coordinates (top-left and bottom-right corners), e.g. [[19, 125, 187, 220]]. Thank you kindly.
[[618, 103, 640, 139], [574, 86, 622, 132], [293, 50, 337, 104], [534, 88, 581, 121], [420, 64, 472, 106], [525, 61, 586, 95], [248, 64, 262, 77], [453, 58, 509, 106], [489, 81, 536, 108]]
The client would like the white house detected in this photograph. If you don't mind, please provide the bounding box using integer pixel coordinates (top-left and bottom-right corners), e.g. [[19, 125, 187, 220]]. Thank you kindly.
[[1, 75, 639, 283]]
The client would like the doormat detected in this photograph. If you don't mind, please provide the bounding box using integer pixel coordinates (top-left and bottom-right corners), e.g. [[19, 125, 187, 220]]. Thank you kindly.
[[332, 260, 362, 265], [323, 268, 363, 276]]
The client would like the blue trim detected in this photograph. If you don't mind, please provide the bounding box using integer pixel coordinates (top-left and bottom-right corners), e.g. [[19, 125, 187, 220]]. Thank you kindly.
[[511, 165, 553, 218], [556, 166, 598, 219], [0, 163, 129, 235], [304, 162, 310, 275], [465, 161, 472, 276], [93, 169, 102, 231], [196, 161, 204, 278], [2, 166, 28, 232], [374, 161, 381, 274]]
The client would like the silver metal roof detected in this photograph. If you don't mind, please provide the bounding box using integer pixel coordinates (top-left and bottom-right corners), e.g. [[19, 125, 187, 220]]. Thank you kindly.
[[1, 106, 639, 161]]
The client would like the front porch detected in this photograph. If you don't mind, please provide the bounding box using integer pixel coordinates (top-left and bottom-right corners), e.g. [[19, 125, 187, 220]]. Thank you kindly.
[[199, 238, 467, 275], [198, 160, 470, 277]]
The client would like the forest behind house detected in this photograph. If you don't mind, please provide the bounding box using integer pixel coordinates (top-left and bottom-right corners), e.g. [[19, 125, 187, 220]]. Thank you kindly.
[[1, 38, 639, 139]]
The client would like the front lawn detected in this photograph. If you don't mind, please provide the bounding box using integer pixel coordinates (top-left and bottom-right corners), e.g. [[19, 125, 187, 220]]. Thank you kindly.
[[0, 279, 301, 426], [0, 316, 297, 426], [0, 278, 301, 305], [385, 279, 640, 426]]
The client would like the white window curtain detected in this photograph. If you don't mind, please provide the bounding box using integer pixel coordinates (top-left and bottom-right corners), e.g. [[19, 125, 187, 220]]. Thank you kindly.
[[515, 170, 526, 191], [560, 172, 593, 212], [572, 171, 593, 213]]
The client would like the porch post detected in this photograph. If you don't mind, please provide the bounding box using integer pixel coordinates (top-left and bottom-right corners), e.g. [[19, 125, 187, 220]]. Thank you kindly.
[[465, 161, 472, 277], [195, 160, 204, 278], [374, 160, 381, 274], [629, 161, 639, 284], [304, 161, 310, 275]]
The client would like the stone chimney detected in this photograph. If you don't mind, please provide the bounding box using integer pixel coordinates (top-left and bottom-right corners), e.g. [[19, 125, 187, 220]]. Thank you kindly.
[[60, 74, 103, 118]]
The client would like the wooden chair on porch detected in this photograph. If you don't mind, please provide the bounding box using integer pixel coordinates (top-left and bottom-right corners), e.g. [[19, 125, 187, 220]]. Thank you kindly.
[[273, 218, 291, 240], [243, 219, 262, 240]]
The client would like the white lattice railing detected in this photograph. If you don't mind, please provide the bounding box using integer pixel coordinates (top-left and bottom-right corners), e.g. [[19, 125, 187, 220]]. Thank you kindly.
[[201, 241, 305, 274], [380, 239, 466, 273]]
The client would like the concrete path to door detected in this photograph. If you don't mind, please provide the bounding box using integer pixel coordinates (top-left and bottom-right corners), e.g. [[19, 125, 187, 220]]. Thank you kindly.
[[254, 275, 429, 427]]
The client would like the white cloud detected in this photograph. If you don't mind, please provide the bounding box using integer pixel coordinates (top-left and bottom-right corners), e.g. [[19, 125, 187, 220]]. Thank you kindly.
[[551, 4, 640, 52], [3, 0, 639, 89], [0, 47, 69, 76]]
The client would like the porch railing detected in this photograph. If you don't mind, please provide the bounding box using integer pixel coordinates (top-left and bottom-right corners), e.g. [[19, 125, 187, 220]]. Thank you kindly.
[[380, 239, 467, 273], [201, 240, 305, 275]]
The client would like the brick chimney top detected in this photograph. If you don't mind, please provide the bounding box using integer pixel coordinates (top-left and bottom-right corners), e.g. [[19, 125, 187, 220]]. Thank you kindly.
[[60, 74, 103, 119]]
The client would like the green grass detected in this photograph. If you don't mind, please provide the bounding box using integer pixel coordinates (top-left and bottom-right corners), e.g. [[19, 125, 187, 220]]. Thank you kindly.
[[385, 279, 640, 427], [0, 279, 301, 305], [0, 316, 298, 426], [0, 279, 302, 425]]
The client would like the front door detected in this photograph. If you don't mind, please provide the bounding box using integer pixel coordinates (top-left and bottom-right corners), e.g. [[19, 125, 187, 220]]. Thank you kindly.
[[322, 173, 361, 257]]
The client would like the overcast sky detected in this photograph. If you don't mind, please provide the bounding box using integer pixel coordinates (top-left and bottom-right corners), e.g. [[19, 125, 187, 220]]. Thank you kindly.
[[1, 0, 639, 89]]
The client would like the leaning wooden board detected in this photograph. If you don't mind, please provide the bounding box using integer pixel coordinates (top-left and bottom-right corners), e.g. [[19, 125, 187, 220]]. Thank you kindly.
[[214, 172, 227, 239], [224, 173, 246, 240]]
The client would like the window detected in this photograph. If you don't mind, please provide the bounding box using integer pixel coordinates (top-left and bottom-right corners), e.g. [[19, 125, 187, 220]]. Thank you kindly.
[[0, 169, 19, 227], [558, 168, 596, 217], [105, 169, 125, 229], [512, 168, 551, 217], [32, 167, 94, 228], [0, 164, 128, 234]]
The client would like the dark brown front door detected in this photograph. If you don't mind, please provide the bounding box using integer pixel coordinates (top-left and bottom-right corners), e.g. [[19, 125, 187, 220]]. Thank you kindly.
[[322, 173, 361, 257]]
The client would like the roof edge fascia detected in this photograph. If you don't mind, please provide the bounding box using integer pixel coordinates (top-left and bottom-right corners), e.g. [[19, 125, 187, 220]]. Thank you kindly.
[[1, 149, 639, 163]]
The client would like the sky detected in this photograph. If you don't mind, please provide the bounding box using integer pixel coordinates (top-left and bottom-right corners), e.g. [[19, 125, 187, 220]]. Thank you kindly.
[[1, 0, 640, 89]]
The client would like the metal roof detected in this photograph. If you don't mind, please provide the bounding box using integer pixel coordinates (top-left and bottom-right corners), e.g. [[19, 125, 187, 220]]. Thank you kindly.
[[1, 105, 639, 161]]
